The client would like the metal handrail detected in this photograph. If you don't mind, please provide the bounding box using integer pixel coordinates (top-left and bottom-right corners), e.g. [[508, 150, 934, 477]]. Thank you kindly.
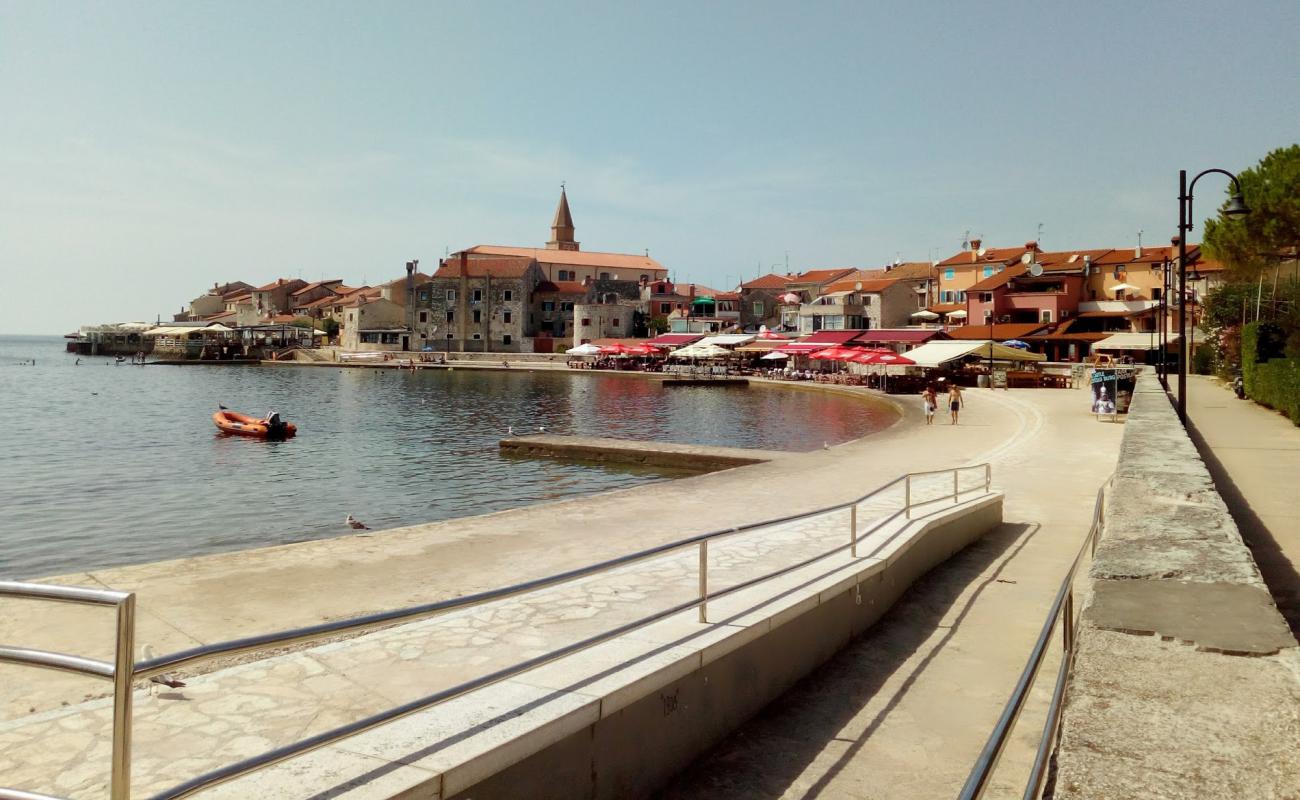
[[957, 474, 1113, 800], [3, 463, 992, 800]]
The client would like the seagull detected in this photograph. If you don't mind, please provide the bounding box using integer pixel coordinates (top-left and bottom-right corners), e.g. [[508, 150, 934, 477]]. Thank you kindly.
[[823, 441, 830, 450], [346, 514, 370, 530], [538, 426, 547, 433], [507, 425, 515, 436], [141, 644, 186, 695], [218, 404, 228, 410]]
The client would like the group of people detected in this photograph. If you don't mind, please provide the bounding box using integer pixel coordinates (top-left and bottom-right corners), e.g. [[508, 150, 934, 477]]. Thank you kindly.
[[921, 382, 963, 425]]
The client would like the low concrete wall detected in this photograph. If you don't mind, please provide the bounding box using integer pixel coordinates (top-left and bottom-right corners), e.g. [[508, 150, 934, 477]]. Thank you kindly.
[[1052, 374, 1300, 798], [499, 434, 786, 470], [444, 494, 1003, 800]]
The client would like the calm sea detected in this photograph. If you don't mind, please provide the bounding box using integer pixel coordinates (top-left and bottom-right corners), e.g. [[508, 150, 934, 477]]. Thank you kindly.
[[0, 336, 895, 579]]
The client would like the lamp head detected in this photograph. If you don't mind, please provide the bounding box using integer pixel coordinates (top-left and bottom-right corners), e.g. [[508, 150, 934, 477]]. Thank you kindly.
[[1224, 193, 1251, 217]]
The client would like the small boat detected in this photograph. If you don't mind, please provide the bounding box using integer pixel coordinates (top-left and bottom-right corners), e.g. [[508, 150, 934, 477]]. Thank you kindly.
[[212, 410, 297, 439]]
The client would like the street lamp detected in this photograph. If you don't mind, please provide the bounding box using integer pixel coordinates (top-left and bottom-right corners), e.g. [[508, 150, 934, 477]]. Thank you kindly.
[[1175, 168, 1250, 423]]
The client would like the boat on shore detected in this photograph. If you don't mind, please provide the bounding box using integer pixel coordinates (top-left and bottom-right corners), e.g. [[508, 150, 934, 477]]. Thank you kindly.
[[212, 410, 297, 439]]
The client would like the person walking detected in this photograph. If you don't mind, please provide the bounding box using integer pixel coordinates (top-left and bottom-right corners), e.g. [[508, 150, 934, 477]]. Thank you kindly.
[[922, 385, 937, 425], [948, 384, 964, 425]]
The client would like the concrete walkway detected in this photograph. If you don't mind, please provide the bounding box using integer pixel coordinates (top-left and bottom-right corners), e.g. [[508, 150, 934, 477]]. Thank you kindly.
[[1184, 374, 1300, 634], [0, 383, 1122, 799], [658, 387, 1123, 800]]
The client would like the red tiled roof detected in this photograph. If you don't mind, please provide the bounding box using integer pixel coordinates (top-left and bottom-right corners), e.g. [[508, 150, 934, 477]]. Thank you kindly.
[[880, 262, 935, 280], [788, 269, 855, 285], [534, 280, 588, 294], [714, 292, 740, 301], [945, 323, 1048, 339], [297, 295, 339, 310], [466, 245, 665, 272], [254, 278, 305, 291], [290, 279, 342, 296], [740, 273, 790, 290], [936, 247, 1029, 268], [823, 277, 900, 294], [380, 272, 432, 287], [434, 258, 534, 279]]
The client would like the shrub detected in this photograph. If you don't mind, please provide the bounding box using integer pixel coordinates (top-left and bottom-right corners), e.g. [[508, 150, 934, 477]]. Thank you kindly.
[[1193, 343, 1215, 375], [1251, 358, 1300, 425]]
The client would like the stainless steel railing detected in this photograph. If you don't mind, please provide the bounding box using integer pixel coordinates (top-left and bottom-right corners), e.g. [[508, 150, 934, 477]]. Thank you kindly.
[[2, 463, 992, 800], [957, 474, 1113, 800]]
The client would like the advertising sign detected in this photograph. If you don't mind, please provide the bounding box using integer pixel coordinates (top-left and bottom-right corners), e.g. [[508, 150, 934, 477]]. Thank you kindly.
[[1091, 369, 1118, 416]]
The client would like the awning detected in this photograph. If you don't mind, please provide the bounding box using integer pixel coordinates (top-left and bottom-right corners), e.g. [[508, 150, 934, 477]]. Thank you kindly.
[[647, 333, 704, 348], [671, 343, 734, 359], [1092, 332, 1181, 351], [800, 330, 864, 345], [697, 334, 755, 347], [902, 340, 1047, 367]]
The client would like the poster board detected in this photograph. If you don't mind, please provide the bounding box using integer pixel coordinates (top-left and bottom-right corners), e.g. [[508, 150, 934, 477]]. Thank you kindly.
[[991, 367, 1008, 389], [1091, 369, 1119, 417]]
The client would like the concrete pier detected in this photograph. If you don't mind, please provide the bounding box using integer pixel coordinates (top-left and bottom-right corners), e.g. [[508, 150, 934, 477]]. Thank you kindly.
[[499, 434, 786, 470]]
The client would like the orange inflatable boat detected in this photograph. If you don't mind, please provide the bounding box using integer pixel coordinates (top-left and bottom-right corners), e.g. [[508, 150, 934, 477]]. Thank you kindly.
[[212, 410, 297, 439]]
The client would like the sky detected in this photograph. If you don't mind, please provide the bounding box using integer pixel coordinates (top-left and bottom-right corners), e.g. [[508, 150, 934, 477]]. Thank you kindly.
[[3, 0, 1298, 334]]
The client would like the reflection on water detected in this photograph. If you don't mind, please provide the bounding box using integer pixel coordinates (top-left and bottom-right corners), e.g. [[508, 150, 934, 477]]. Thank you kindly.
[[0, 337, 895, 579]]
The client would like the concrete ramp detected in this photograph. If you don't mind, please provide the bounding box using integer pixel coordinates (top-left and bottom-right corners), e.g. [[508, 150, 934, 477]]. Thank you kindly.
[[500, 434, 788, 471]]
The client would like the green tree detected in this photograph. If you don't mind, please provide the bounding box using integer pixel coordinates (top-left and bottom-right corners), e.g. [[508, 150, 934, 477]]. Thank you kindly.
[[1202, 144, 1300, 280]]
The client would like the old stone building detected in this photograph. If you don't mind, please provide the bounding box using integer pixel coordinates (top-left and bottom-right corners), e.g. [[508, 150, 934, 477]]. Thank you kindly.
[[417, 254, 542, 352]]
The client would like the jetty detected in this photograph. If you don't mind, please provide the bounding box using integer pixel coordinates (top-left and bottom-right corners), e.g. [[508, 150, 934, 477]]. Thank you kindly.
[[499, 434, 785, 470]]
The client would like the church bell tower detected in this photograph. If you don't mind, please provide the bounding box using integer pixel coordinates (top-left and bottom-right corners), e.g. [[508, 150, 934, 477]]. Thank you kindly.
[[546, 185, 580, 251]]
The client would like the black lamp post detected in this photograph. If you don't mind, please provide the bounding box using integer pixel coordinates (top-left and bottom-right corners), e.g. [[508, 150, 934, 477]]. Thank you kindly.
[[1176, 168, 1250, 423]]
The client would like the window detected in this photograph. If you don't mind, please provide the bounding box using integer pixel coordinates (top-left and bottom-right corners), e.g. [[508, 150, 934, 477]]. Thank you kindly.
[[1153, 288, 1163, 301], [1041, 310, 1053, 323], [661, 303, 672, 314], [984, 310, 993, 322], [446, 289, 456, 302], [752, 301, 764, 315], [957, 291, 967, 302], [503, 311, 512, 324], [558, 269, 573, 281], [418, 290, 428, 301], [600, 272, 610, 280], [561, 302, 574, 312], [446, 332, 454, 339], [503, 290, 513, 302], [980, 292, 993, 303], [472, 289, 483, 303], [473, 309, 482, 323], [503, 334, 512, 345], [983, 267, 994, 278], [944, 269, 955, 281], [418, 311, 428, 323], [612, 318, 620, 327], [941, 291, 953, 303], [581, 318, 591, 326], [543, 301, 555, 312], [446, 311, 454, 323], [472, 333, 481, 340]]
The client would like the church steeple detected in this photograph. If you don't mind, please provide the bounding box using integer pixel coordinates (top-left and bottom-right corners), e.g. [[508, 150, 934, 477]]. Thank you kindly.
[[546, 184, 580, 251]]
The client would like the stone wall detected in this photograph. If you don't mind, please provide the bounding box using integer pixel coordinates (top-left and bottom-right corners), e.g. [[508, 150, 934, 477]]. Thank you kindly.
[[1051, 373, 1299, 798]]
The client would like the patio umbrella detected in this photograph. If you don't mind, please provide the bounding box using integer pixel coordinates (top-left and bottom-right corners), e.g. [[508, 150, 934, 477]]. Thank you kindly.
[[565, 343, 602, 356], [1107, 283, 1138, 294], [599, 343, 631, 356], [948, 309, 968, 319], [1000, 339, 1030, 349], [671, 342, 732, 359], [760, 351, 789, 360], [910, 310, 940, 320], [779, 292, 801, 304], [624, 343, 657, 356], [756, 326, 788, 340], [848, 348, 895, 364], [809, 346, 861, 361]]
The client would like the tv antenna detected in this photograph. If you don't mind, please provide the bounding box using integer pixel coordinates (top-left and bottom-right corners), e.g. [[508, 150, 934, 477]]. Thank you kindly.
[[961, 230, 970, 250]]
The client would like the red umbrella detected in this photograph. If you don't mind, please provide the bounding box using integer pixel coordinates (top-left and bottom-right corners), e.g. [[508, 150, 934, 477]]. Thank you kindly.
[[855, 350, 915, 365], [598, 343, 630, 355], [756, 328, 788, 340], [848, 348, 895, 364], [809, 346, 861, 361], [624, 343, 657, 356]]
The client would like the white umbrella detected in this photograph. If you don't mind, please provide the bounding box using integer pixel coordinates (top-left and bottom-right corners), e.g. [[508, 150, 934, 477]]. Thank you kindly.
[[948, 309, 968, 319], [760, 351, 789, 360], [1108, 283, 1138, 294], [672, 343, 732, 359], [911, 310, 939, 320], [565, 343, 602, 355]]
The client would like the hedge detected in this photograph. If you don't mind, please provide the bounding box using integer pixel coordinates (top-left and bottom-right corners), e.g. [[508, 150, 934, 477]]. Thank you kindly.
[[1251, 358, 1300, 425]]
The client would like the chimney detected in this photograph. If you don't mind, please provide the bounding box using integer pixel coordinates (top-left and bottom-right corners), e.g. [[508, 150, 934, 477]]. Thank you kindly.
[[689, 284, 696, 300], [970, 238, 982, 262], [1025, 241, 1038, 252], [1135, 244, 1143, 258], [459, 251, 468, 276]]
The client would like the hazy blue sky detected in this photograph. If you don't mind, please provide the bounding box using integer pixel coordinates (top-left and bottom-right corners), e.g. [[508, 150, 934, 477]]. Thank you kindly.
[[3, 1, 1297, 334]]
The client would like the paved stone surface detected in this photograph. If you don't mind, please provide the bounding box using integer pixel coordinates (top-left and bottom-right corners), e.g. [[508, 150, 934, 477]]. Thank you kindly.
[[1184, 374, 1300, 634], [656, 385, 1125, 800], [499, 433, 787, 469], [1053, 373, 1300, 799]]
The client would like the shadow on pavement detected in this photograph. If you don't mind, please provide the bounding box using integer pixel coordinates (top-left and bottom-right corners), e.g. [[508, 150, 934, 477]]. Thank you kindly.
[[655, 521, 1038, 800], [1185, 414, 1300, 637]]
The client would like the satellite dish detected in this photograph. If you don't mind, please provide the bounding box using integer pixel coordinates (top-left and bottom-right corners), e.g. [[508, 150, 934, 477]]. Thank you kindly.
[[1020, 252, 1033, 265], [855, 281, 863, 291], [976, 247, 987, 257], [1028, 263, 1044, 277]]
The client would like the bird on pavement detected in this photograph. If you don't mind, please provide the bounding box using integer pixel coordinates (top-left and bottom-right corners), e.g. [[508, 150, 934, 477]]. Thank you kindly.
[[346, 514, 370, 530], [141, 644, 186, 695]]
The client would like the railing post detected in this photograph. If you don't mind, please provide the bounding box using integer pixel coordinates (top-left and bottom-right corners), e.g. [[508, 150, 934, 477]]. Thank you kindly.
[[111, 593, 136, 800], [1062, 590, 1074, 653], [904, 475, 912, 519], [850, 505, 858, 557], [985, 463, 991, 491], [698, 540, 708, 623], [953, 469, 960, 503]]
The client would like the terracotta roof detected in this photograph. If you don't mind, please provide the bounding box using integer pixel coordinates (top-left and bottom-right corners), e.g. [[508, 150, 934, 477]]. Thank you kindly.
[[936, 247, 1029, 268], [433, 258, 535, 280], [967, 266, 1024, 292], [1023, 331, 1109, 342], [380, 272, 432, 288], [1036, 249, 1115, 267], [714, 292, 741, 301], [823, 277, 899, 294], [787, 269, 855, 285], [534, 281, 588, 295], [945, 323, 1048, 339], [740, 273, 790, 290], [880, 262, 935, 280], [225, 292, 253, 302], [268, 314, 298, 324], [200, 311, 237, 323], [1192, 257, 1225, 272], [465, 245, 665, 272], [290, 280, 342, 296], [254, 278, 305, 291], [297, 295, 339, 310], [928, 303, 965, 314]]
